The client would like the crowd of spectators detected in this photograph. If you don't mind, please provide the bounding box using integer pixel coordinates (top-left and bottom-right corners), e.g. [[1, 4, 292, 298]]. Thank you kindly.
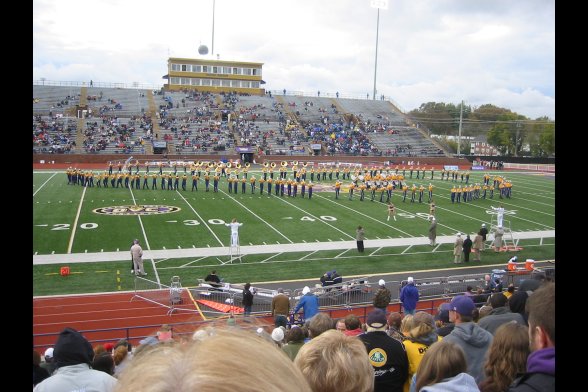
[[34, 276, 554, 391]]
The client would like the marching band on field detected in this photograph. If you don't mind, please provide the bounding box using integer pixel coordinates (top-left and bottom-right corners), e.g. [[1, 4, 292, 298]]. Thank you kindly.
[[66, 161, 512, 203]]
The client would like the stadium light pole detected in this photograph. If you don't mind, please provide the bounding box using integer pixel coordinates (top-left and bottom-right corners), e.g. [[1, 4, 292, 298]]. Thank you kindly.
[[211, 0, 216, 55], [371, 0, 388, 100]]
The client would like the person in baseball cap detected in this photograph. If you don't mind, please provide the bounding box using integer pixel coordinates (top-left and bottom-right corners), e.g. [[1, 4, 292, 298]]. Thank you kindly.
[[366, 309, 388, 330], [443, 295, 493, 383], [449, 295, 476, 317]]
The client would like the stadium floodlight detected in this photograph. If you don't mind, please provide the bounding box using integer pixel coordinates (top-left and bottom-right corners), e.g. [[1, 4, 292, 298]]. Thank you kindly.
[[370, 0, 388, 100]]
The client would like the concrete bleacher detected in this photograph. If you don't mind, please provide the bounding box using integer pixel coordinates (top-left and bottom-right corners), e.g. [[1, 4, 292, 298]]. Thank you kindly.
[[336, 98, 407, 126], [33, 83, 450, 157], [33, 115, 77, 154], [33, 85, 80, 115], [85, 87, 150, 116]]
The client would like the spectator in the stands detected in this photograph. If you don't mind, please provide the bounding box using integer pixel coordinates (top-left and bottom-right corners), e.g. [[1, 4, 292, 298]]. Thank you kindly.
[[308, 313, 334, 339], [92, 352, 115, 376], [479, 321, 530, 392], [359, 309, 409, 392], [33, 350, 50, 387], [443, 295, 493, 383], [387, 312, 406, 341], [40, 347, 56, 375], [33, 327, 117, 392], [411, 340, 479, 392], [115, 328, 312, 392], [295, 329, 374, 392], [508, 283, 555, 392], [508, 290, 530, 325], [282, 325, 306, 361], [478, 292, 526, 335], [434, 303, 454, 337], [403, 311, 442, 392], [343, 314, 364, 337]]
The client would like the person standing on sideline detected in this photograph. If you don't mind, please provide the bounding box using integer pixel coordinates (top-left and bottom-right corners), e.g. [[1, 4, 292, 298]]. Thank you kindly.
[[428, 217, 437, 246], [373, 279, 392, 313], [130, 239, 146, 276], [491, 204, 505, 227], [400, 277, 420, 315], [472, 232, 484, 261], [479, 223, 489, 248], [462, 234, 473, 262], [225, 218, 243, 246], [356, 225, 365, 252], [454, 233, 464, 263], [493, 225, 505, 252], [271, 288, 290, 328], [293, 286, 319, 321], [387, 202, 396, 221], [242, 283, 254, 316]]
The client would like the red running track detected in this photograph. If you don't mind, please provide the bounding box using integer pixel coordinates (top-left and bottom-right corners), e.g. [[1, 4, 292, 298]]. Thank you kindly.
[[33, 291, 207, 351]]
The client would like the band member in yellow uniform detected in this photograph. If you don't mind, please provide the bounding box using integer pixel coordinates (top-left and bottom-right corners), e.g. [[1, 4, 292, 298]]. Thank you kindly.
[[428, 183, 434, 203], [259, 177, 265, 195], [334, 180, 342, 199], [192, 173, 199, 191], [241, 177, 247, 194], [250, 176, 256, 194], [213, 173, 219, 192], [418, 184, 425, 203], [410, 184, 417, 203], [300, 180, 306, 198], [204, 173, 210, 192], [348, 182, 355, 200]]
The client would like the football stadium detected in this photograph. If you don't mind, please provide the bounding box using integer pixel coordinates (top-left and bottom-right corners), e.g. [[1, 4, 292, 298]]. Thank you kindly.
[[33, 2, 554, 390]]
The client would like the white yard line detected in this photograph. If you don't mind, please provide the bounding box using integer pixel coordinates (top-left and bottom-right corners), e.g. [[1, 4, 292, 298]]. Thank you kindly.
[[33, 172, 58, 197], [220, 189, 294, 243], [129, 188, 161, 287], [260, 252, 283, 263], [180, 256, 207, 268], [66, 186, 86, 253], [334, 248, 353, 258], [299, 250, 319, 260], [175, 190, 225, 246]]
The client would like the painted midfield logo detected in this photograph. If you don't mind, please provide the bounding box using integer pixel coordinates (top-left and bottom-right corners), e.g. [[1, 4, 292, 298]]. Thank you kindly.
[[93, 205, 181, 215]]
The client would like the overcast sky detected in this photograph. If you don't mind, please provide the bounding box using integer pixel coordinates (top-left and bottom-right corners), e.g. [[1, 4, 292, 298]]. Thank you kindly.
[[33, 0, 554, 119]]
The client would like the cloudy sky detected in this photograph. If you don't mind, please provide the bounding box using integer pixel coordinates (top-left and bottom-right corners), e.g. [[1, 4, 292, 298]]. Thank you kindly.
[[33, 0, 554, 119]]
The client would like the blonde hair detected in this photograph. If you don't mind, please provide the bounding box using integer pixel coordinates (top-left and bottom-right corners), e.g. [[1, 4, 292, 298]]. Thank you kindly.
[[294, 329, 374, 392], [415, 340, 467, 391], [408, 311, 435, 339], [114, 328, 311, 392], [400, 314, 414, 336], [479, 322, 530, 392], [112, 345, 128, 366]]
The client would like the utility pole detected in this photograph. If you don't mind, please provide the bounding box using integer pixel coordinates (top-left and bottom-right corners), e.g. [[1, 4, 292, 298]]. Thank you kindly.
[[457, 100, 463, 156]]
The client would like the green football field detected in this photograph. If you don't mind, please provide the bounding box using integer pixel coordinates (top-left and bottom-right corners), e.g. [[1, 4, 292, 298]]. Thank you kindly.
[[33, 168, 555, 296]]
